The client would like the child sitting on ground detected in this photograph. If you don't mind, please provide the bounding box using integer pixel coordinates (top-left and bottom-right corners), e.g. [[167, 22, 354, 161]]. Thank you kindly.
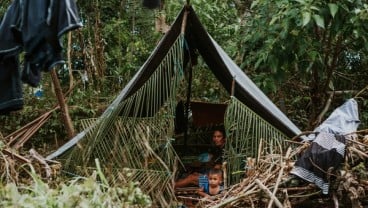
[[174, 128, 226, 189], [197, 168, 223, 197]]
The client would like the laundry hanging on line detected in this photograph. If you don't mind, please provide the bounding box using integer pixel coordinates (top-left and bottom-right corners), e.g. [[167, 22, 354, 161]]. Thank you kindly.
[[0, 0, 83, 114]]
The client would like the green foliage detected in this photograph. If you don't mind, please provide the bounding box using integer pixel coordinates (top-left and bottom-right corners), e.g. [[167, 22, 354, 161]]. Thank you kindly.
[[0, 167, 152, 207], [242, 0, 368, 128], [165, 0, 241, 57], [189, 64, 229, 102], [80, 0, 160, 76], [0, 5, 6, 15]]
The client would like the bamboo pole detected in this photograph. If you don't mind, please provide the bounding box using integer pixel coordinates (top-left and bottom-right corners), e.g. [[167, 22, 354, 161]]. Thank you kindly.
[[6, 84, 76, 147], [2, 149, 31, 163], [13, 111, 53, 149], [255, 179, 283, 208], [50, 69, 75, 139], [268, 147, 291, 208], [6, 109, 57, 148]]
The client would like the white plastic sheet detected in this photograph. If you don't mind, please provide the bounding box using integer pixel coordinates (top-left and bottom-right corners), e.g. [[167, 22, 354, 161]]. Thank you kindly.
[[308, 98, 360, 140]]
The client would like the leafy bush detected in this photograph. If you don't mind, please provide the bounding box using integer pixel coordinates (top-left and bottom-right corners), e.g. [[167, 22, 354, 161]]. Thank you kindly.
[[0, 166, 152, 208]]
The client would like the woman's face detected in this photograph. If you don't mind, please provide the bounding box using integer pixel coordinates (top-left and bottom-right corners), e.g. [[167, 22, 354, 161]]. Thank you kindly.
[[212, 130, 225, 147]]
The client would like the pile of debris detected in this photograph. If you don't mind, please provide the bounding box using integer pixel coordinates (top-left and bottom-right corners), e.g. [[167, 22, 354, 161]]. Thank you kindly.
[[0, 135, 60, 184], [195, 133, 368, 208]]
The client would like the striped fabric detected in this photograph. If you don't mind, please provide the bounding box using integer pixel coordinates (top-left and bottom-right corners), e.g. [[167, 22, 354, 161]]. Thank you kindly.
[[290, 132, 346, 194]]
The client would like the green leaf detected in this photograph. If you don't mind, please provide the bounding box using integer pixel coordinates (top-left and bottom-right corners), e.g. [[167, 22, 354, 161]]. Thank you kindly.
[[310, 6, 319, 11], [313, 14, 325, 28], [328, 3, 338, 18], [270, 16, 278, 25], [294, 0, 306, 5], [250, 1, 258, 9], [302, 11, 311, 26]]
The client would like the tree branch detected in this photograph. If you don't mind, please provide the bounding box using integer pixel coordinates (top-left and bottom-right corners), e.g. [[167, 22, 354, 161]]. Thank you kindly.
[[316, 90, 334, 125]]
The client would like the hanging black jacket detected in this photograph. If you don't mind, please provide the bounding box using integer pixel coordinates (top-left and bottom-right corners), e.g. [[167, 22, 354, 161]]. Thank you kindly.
[[0, 0, 82, 114]]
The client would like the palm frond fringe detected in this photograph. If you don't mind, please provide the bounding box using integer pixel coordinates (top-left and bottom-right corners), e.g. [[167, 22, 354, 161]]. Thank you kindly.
[[224, 96, 289, 185], [62, 35, 185, 207]]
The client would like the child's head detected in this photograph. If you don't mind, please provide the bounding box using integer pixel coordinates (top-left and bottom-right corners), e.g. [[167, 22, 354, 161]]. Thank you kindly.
[[208, 168, 223, 187]]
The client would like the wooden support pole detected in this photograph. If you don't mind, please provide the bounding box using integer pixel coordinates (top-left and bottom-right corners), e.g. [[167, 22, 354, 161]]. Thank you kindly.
[[255, 179, 284, 208], [182, 8, 191, 150], [50, 69, 75, 139], [67, 32, 74, 89], [231, 77, 236, 97], [181, 9, 189, 35]]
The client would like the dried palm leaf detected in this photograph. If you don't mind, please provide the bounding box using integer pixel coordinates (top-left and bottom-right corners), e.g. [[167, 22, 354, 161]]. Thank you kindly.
[[62, 34, 185, 207]]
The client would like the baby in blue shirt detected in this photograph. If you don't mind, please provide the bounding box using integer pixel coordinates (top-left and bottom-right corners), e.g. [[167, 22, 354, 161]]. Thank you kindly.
[[197, 168, 223, 197]]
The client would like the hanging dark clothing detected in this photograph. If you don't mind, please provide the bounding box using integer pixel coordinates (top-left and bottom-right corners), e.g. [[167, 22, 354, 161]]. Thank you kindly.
[[0, 54, 23, 115], [290, 132, 346, 194], [0, 1, 23, 114], [0, 0, 82, 113], [0, 0, 22, 54]]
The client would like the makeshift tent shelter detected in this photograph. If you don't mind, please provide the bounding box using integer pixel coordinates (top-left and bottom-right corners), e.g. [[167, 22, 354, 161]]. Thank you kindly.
[[47, 5, 302, 207]]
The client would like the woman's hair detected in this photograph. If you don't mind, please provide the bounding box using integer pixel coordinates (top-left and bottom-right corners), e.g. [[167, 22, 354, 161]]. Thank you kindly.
[[213, 126, 226, 138]]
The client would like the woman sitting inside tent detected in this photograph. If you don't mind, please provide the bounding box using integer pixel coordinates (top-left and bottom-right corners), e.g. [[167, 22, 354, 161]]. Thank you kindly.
[[174, 127, 226, 189]]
